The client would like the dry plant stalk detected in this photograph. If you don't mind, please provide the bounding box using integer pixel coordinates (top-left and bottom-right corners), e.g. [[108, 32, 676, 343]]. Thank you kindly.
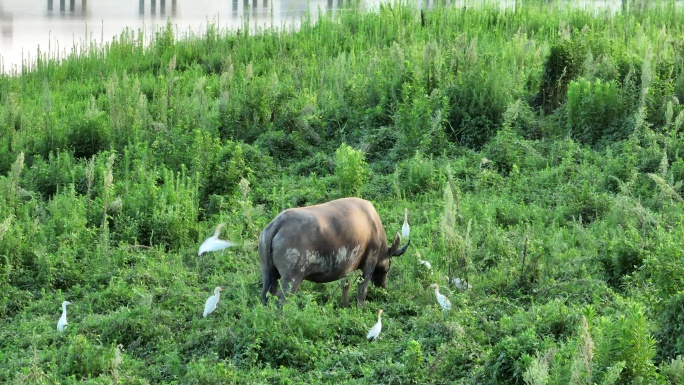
[[166, 54, 176, 123], [85, 156, 95, 219], [647, 173, 684, 203], [102, 153, 117, 230]]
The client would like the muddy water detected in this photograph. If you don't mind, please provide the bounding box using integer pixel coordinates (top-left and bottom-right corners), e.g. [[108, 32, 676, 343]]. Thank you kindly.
[[0, 0, 666, 74]]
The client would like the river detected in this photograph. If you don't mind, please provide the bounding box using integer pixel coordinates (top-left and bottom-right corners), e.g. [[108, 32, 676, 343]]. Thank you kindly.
[[0, 0, 675, 75]]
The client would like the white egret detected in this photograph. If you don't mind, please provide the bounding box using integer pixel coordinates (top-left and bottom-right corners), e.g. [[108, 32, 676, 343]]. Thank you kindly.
[[402, 208, 410, 239], [198, 223, 236, 256], [429, 283, 451, 311], [57, 301, 72, 332], [203, 287, 224, 317], [442, 275, 472, 290], [367, 309, 383, 341], [452, 277, 472, 290]]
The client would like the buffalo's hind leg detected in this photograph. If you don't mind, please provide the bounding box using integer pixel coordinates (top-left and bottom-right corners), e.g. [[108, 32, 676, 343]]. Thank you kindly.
[[261, 268, 280, 306], [277, 275, 304, 307]]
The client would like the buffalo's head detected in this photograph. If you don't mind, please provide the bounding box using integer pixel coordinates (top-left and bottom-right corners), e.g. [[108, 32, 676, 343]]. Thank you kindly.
[[372, 232, 410, 288]]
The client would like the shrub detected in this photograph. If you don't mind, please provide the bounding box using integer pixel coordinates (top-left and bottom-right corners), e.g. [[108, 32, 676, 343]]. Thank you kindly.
[[200, 141, 275, 215], [24, 151, 85, 200], [598, 226, 647, 290], [445, 64, 514, 148], [593, 302, 658, 384], [67, 112, 110, 160], [334, 143, 368, 197], [61, 335, 112, 379], [482, 328, 546, 385], [394, 151, 443, 197], [662, 355, 684, 385], [483, 128, 541, 176], [394, 85, 450, 158], [532, 39, 585, 114], [565, 77, 632, 146], [656, 292, 684, 363], [255, 129, 312, 162]]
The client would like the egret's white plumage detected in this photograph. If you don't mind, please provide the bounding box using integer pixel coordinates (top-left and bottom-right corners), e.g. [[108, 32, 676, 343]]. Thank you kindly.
[[57, 301, 72, 332], [203, 287, 224, 317], [402, 208, 410, 239], [198, 223, 236, 256], [452, 277, 472, 290], [367, 309, 383, 341], [429, 283, 451, 311], [442, 275, 472, 290], [418, 259, 432, 270]]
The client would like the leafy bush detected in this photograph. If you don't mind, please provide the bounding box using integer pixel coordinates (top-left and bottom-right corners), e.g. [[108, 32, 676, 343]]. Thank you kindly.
[[598, 226, 647, 289], [24, 151, 86, 200], [656, 292, 684, 363], [61, 335, 113, 379], [445, 64, 514, 148], [532, 39, 585, 114], [482, 328, 546, 385], [593, 302, 658, 384], [334, 143, 369, 197], [200, 141, 275, 214], [255, 129, 312, 162], [394, 85, 450, 158], [662, 355, 684, 385], [483, 128, 541, 176], [566, 77, 632, 145], [394, 151, 443, 197], [67, 112, 110, 160]]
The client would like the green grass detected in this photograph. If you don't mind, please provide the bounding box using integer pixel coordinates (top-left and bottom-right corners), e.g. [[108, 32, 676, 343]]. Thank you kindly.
[[2, 0, 684, 383]]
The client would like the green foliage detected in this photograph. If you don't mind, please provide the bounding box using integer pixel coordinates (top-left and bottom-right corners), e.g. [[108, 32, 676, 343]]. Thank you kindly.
[[3, 2, 684, 383], [598, 225, 647, 290], [656, 293, 684, 363], [534, 38, 586, 114], [394, 84, 450, 158], [566, 78, 632, 145], [200, 141, 275, 215], [334, 143, 368, 197], [482, 328, 546, 385], [593, 302, 658, 384], [62, 335, 113, 378], [662, 355, 684, 385], [395, 151, 443, 197], [483, 127, 542, 176], [255, 129, 312, 162]]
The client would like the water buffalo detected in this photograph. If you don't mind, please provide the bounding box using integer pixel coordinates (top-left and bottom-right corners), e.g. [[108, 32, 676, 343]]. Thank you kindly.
[[259, 197, 410, 306]]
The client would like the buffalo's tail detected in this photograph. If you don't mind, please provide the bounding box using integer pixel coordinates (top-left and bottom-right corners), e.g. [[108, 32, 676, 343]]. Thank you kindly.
[[259, 220, 280, 305]]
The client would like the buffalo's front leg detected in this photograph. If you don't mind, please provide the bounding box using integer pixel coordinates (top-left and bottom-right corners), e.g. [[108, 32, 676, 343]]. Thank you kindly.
[[341, 278, 351, 307], [357, 272, 373, 307]]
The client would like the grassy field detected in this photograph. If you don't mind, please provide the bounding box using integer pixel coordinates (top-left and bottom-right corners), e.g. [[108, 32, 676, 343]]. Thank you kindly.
[[1, 0, 684, 383]]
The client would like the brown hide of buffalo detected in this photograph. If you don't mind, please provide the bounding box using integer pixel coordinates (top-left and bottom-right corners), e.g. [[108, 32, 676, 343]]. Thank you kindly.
[[258, 197, 410, 307]]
